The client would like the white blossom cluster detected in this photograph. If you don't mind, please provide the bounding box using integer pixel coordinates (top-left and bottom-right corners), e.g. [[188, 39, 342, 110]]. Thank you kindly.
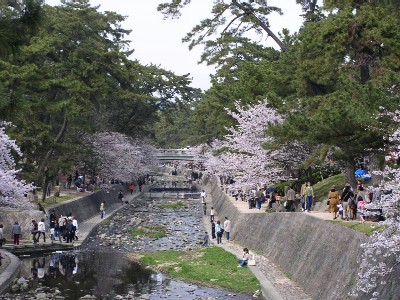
[[0, 122, 33, 209], [89, 132, 159, 182], [351, 125, 400, 299], [201, 101, 310, 189]]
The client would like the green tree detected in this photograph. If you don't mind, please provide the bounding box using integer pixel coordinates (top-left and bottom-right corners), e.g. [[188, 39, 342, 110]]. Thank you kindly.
[[0, 2, 200, 199]]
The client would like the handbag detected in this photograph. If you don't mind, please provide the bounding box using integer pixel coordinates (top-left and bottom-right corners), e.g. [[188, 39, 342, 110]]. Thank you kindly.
[[248, 254, 256, 266]]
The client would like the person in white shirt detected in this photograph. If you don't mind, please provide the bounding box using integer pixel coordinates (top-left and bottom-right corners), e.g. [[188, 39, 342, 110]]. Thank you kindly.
[[38, 218, 46, 243], [224, 217, 231, 241], [200, 190, 207, 202], [72, 216, 78, 240]]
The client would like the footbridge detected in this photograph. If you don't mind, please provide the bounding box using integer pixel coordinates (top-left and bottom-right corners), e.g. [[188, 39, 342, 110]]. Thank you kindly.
[[155, 148, 203, 161]]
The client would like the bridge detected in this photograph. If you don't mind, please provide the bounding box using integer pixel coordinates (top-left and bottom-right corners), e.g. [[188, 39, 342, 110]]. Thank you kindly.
[[155, 148, 203, 161]]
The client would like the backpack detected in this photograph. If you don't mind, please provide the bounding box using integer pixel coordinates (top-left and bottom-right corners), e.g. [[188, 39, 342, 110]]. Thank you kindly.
[[348, 197, 356, 209]]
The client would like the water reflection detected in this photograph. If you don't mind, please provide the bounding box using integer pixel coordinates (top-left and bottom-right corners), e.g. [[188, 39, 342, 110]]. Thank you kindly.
[[16, 250, 253, 300], [19, 250, 158, 299]]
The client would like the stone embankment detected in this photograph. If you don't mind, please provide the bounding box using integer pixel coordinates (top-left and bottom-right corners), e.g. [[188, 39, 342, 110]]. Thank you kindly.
[[204, 176, 399, 300]]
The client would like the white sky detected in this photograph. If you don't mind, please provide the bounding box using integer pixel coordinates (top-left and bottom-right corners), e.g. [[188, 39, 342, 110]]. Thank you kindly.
[[45, 0, 304, 90]]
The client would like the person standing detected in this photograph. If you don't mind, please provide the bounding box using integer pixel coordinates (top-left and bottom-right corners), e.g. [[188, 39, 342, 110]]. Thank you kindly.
[[341, 183, 354, 220], [224, 217, 231, 241], [303, 182, 314, 213], [300, 181, 307, 211], [118, 190, 124, 205], [200, 190, 207, 202], [65, 220, 74, 243], [11, 221, 22, 245], [0, 224, 4, 246], [72, 216, 78, 241], [100, 201, 105, 218], [285, 186, 296, 212], [210, 207, 215, 222], [255, 189, 263, 210], [216, 220, 222, 244], [129, 183, 135, 194], [211, 221, 216, 239], [31, 220, 39, 244], [38, 218, 46, 243]]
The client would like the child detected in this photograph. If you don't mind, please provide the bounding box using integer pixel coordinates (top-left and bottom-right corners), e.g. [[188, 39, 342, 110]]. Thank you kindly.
[[358, 199, 367, 223], [337, 200, 344, 220], [50, 227, 55, 244]]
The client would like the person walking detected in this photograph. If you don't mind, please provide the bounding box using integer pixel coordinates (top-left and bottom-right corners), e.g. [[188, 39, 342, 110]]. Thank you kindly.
[[200, 190, 207, 202], [216, 220, 223, 244], [129, 183, 135, 194], [38, 218, 46, 243], [303, 182, 315, 213], [224, 217, 231, 242], [100, 201, 105, 218], [210, 207, 215, 222], [11, 221, 22, 245], [328, 186, 340, 219]]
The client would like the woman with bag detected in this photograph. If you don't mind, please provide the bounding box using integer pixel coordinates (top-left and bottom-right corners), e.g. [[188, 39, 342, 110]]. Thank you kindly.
[[216, 220, 223, 244], [328, 186, 340, 219]]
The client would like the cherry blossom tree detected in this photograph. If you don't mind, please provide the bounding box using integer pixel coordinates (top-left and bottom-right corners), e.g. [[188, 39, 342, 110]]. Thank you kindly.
[[351, 120, 400, 299], [201, 101, 310, 189], [0, 122, 33, 209], [89, 132, 159, 182]]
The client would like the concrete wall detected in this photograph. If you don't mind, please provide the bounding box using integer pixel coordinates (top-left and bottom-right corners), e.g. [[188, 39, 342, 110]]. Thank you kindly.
[[206, 176, 399, 300]]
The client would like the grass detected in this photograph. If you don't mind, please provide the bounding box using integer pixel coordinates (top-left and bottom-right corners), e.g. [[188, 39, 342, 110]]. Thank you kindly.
[[313, 174, 345, 202], [40, 194, 76, 207], [328, 220, 385, 236], [136, 246, 260, 294], [159, 201, 185, 209], [130, 225, 167, 238]]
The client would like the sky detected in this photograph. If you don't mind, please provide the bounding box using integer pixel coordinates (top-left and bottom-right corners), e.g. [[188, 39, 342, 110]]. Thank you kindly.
[[45, 0, 304, 90]]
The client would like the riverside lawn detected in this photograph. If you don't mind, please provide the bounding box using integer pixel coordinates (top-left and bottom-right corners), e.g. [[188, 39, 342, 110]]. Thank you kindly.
[[127, 246, 260, 294]]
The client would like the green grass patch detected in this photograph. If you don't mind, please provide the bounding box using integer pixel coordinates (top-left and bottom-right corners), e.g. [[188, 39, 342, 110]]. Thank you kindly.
[[41, 195, 75, 207], [130, 225, 167, 239], [138, 246, 260, 294], [159, 201, 185, 209], [283, 271, 293, 280], [328, 220, 385, 236], [101, 219, 111, 226], [313, 174, 345, 202]]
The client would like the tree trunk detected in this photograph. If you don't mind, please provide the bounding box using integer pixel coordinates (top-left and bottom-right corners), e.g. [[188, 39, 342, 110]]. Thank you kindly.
[[231, 0, 288, 52], [368, 153, 384, 185], [37, 117, 68, 176], [344, 163, 357, 189]]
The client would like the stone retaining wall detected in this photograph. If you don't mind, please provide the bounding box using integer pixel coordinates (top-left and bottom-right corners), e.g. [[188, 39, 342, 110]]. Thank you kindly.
[[206, 176, 399, 300]]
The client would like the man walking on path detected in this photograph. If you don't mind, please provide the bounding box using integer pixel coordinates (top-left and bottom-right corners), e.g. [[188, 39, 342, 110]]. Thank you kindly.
[[100, 202, 105, 218], [200, 190, 207, 202], [224, 217, 231, 241], [11, 221, 21, 245]]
